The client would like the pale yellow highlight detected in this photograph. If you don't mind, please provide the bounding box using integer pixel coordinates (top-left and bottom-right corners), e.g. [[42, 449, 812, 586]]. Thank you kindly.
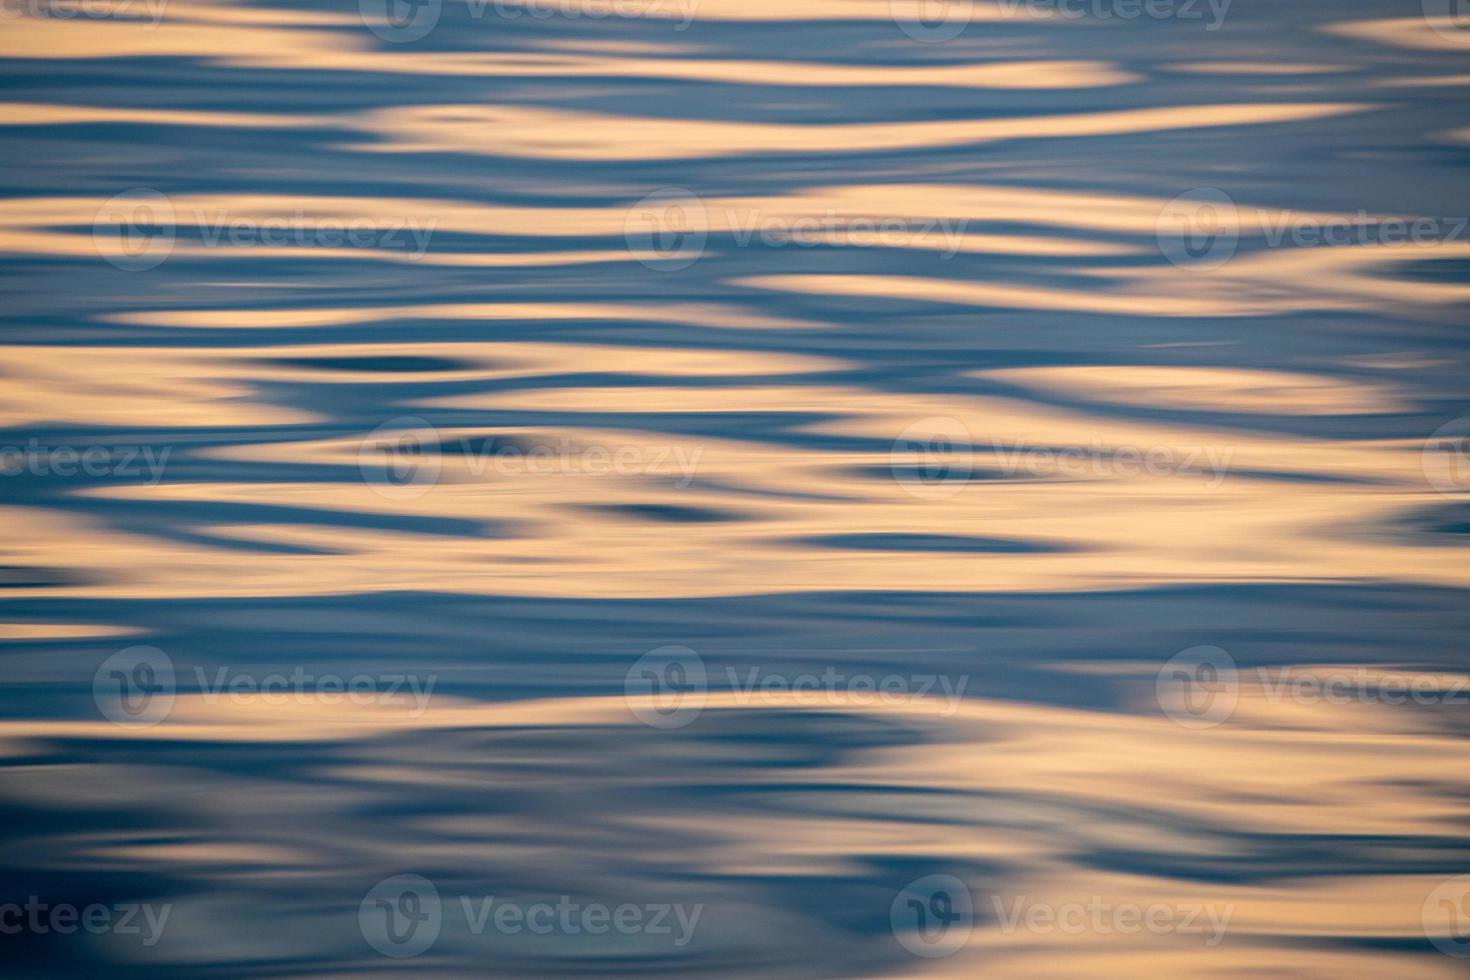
[[1116, 241, 1470, 311], [0, 103, 312, 129], [1162, 62, 1349, 75], [0, 623, 141, 640], [104, 301, 833, 332], [1378, 76, 1470, 89], [357, 102, 1367, 161], [85, 840, 310, 867], [743, 272, 1243, 317], [195, 340, 846, 382], [0, 346, 316, 428], [980, 366, 1411, 415], [741, 236, 1470, 317], [1322, 16, 1470, 51], [270, 50, 1139, 90], [0, 3, 362, 62]]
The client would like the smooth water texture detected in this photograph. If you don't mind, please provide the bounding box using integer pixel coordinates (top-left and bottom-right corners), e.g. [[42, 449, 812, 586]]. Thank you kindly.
[[1, 0, 1468, 976]]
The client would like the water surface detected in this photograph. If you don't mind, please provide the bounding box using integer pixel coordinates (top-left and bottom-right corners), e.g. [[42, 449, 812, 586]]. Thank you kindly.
[[1, 0, 1468, 976]]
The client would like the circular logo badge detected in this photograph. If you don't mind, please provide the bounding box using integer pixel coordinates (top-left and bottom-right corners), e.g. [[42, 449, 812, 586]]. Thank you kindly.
[[1423, 416, 1470, 495], [359, 417, 442, 500], [360, 0, 442, 42], [1156, 188, 1239, 269], [1421, 0, 1470, 42], [360, 874, 442, 958], [891, 417, 973, 499], [625, 645, 707, 729], [624, 188, 708, 271], [93, 189, 176, 271], [1156, 644, 1238, 729], [93, 646, 176, 727], [891, 0, 973, 42], [891, 873, 973, 958], [1423, 875, 1470, 957]]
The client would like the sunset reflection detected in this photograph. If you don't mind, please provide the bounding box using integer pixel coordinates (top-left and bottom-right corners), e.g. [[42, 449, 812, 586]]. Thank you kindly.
[[0, 0, 1467, 977]]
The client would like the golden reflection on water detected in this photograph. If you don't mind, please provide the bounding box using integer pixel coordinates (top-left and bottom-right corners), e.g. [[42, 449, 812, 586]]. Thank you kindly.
[[356, 101, 1367, 160], [0, 0, 1467, 976], [3, 689, 1468, 976], [1, 334, 1464, 598]]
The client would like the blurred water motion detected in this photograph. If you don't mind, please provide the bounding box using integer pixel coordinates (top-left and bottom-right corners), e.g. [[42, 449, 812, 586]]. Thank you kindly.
[[1, 0, 1468, 976]]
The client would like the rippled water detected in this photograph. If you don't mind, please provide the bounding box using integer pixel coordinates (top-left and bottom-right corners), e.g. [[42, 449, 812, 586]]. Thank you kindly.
[[2, 0, 1469, 976]]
